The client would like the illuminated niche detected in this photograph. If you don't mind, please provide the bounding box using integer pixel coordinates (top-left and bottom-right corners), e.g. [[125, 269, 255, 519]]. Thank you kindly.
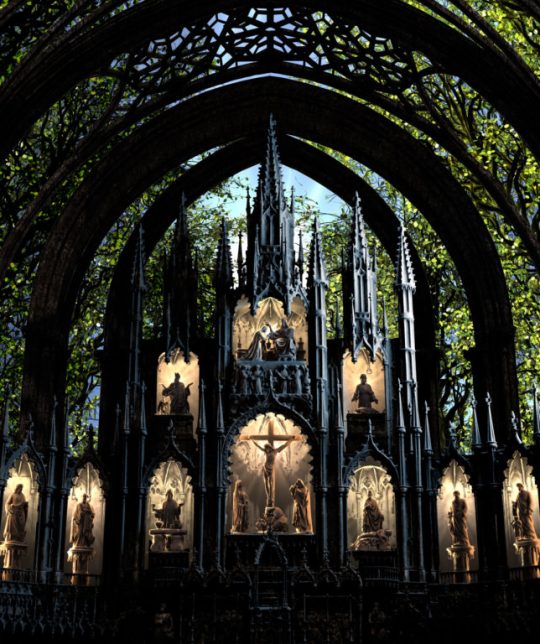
[[156, 349, 199, 426], [502, 451, 540, 571], [227, 413, 314, 534], [233, 296, 308, 362], [0, 454, 40, 574], [347, 456, 395, 551], [437, 460, 477, 577], [343, 349, 385, 417], [64, 462, 106, 580], [146, 459, 194, 558]]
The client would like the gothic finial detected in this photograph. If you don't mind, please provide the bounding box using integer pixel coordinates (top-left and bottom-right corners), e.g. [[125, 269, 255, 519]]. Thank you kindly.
[[216, 382, 225, 435], [395, 223, 416, 291], [246, 186, 251, 217], [397, 379, 406, 433], [140, 381, 147, 437], [87, 423, 95, 452], [307, 216, 328, 288], [511, 411, 522, 445], [214, 217, 233, 288], [198, 380, 207, 435], [336, 380, 345, 432], [297, 228, 305, 279], [48, 396, 58, 450], [123, 381, 131, 436], [485, 392, 497, 448], [237, 231, 244, 287], [471, 395, 482, 450], [423, 401, 433, 454], [132, 223, 146, 291]]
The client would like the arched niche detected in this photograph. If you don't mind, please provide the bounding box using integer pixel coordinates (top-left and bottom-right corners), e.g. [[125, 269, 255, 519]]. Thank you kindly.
[[437, 460, 477, 579], [227, 412, 313, 534], [347, 456, 396, 551], [64, 462, 106, 581], [146, 459, 194, 558], [156, 349, 199, 427], [343, 349, 385, 417], [233, 296, 308, 362], [0, 454, 40, 575], [502, 451, 540, 572]]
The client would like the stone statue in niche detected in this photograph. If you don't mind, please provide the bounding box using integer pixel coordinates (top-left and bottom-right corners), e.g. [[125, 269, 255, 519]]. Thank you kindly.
[[511, 483, 540, 572], [352, 374, 379, 413], [244, 326, 270, 360], [351, 491, 391, 551], [3, 484, 28, 543], [242, 319, 297, 362], [446, 490, 475, 581], [68, 493, 96, 583], [231, 480, 249, 533], [289, 479, 312, 533], [448, 491, 472, 547], [154, 490, 183, 529], [362, 491, 384, 533], [1, 484, 29, 573], [161, 373, 192, 415], [150, 490, 187, 552], [271, 318, 296, 360], [512, 483, 539, 541], [70, 494, 95, 548]]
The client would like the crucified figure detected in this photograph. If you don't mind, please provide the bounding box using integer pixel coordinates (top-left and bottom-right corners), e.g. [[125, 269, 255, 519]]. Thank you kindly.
[[240, 419, 301, 507]]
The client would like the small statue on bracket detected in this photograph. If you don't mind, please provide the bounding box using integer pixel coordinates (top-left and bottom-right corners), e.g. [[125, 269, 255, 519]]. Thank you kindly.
[[352, 374, 379, 413], [160, 373, 192, 415], [231, 480, 249, 533]]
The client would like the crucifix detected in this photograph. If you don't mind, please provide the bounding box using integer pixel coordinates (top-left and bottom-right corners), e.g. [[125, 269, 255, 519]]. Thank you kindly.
[[240, 418, 302, 507]]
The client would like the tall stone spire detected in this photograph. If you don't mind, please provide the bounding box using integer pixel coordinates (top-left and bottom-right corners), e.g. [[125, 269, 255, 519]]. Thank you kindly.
[[164, 194, 198, 359], [246, 114, 306, 313], [343, 193, 382, 361], [214, 218, 233, 377], [395, 223, 418, 415], [128, 224, 146, 393]]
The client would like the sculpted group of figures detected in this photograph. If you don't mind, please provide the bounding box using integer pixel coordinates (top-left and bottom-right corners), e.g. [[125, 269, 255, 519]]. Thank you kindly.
[[243, 319, 298, 361], [231, 477, 313, 534], [351, 490, 391, 551], [233, 363, 311, 396]]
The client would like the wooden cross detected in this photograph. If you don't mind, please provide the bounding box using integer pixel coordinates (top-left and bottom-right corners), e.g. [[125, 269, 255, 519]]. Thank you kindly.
[[239, 418, 301, 507]]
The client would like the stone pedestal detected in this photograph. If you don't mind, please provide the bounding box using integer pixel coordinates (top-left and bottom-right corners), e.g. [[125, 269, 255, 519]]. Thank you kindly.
[[447, 543, 475, 583], [0, 540, 27, 580], [351, 530, 392, 552], [68, 545, 94, 585], [149, 528, 187, 553], [514, 538, 540, 579]]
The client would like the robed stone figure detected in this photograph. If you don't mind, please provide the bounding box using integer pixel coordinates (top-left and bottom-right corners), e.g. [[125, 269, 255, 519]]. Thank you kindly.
[[352, 374, 378, 412], [154, 490, 183, 529], [71, 494, 95, 549], [362, 490, 384, 533], [448, 491, 471, 547], [162, 373, 192, 415], [232, 480, 249, 533], [513, 483, 539, 541], [3, 484, 28, 543], [289, 479, 312, 533]]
